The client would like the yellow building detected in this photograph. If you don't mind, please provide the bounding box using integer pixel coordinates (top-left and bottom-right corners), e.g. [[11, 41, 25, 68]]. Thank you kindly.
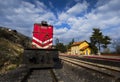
[[70, 41, 91, 55]]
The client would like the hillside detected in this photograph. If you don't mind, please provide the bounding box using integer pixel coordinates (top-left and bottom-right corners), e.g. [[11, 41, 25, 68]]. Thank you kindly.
[[0, 27, 31, 74]]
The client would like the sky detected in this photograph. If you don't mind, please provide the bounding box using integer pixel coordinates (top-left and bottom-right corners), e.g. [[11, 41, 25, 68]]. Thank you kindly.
[[0, 0, 120, 44]]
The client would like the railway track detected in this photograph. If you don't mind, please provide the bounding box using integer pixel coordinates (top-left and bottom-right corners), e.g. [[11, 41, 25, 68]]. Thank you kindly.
[[21, 68, 58, 82], [60, 56, 120, 82], [1, 56, 119, 82], [63, 55, 120, 67]]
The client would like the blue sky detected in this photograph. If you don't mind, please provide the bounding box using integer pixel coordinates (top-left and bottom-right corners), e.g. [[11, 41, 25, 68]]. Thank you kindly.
[[0, 0, 120, 44]]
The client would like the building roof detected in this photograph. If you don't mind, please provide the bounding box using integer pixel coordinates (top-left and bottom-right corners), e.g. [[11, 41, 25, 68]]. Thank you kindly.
[[71, 40, 88, 46], [80, 46, 89, 51]]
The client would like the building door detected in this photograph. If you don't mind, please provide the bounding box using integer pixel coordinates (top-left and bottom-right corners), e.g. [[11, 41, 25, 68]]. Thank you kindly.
[[86, 50, 88, 55]]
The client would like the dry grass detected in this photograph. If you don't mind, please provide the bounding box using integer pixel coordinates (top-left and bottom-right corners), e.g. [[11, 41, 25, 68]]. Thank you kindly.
[[0, 38, 24, 74]]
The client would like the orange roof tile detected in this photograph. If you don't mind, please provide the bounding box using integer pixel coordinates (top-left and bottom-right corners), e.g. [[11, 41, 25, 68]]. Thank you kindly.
[[80, 46, 89, 51], [71, 40, 86, 46]]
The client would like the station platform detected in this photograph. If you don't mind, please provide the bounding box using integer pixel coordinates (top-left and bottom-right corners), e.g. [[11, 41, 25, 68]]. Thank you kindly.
[[59, 53, 120, 61], [83, 55, 120, 61]]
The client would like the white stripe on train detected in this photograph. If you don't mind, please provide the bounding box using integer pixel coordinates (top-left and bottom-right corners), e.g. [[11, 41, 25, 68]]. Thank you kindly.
[[32, 42, 52, 48], [33, 37, 53, 44]]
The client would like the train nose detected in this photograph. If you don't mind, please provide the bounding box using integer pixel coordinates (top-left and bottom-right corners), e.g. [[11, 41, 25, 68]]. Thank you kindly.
[[22, 49, 62, 69]]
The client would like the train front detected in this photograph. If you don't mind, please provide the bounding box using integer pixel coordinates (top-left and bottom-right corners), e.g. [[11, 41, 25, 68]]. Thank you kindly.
[[32, 21, 53, 49], [22, 21, 60, 68]]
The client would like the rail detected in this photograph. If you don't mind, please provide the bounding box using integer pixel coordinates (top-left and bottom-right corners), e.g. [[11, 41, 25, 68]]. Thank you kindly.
[[21, 68, 59, 82], [60, 56, 120, 81]]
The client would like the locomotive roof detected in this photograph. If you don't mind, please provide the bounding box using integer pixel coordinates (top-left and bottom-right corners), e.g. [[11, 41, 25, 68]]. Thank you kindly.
[[34, 23, 53, 27]]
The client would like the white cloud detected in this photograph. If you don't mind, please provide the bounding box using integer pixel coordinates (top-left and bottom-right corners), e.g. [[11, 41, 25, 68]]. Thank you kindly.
[[49, 1, 54, 9], [58, 12, 69, 22], [58, 1, 88, 21], [35, 1, 47, 9], [54, 27, 68, 35], [67, 1, 88, 15]]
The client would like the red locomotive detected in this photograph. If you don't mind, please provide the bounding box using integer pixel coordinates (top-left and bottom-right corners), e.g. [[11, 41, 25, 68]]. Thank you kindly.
[[22, 21, 61, 68]]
